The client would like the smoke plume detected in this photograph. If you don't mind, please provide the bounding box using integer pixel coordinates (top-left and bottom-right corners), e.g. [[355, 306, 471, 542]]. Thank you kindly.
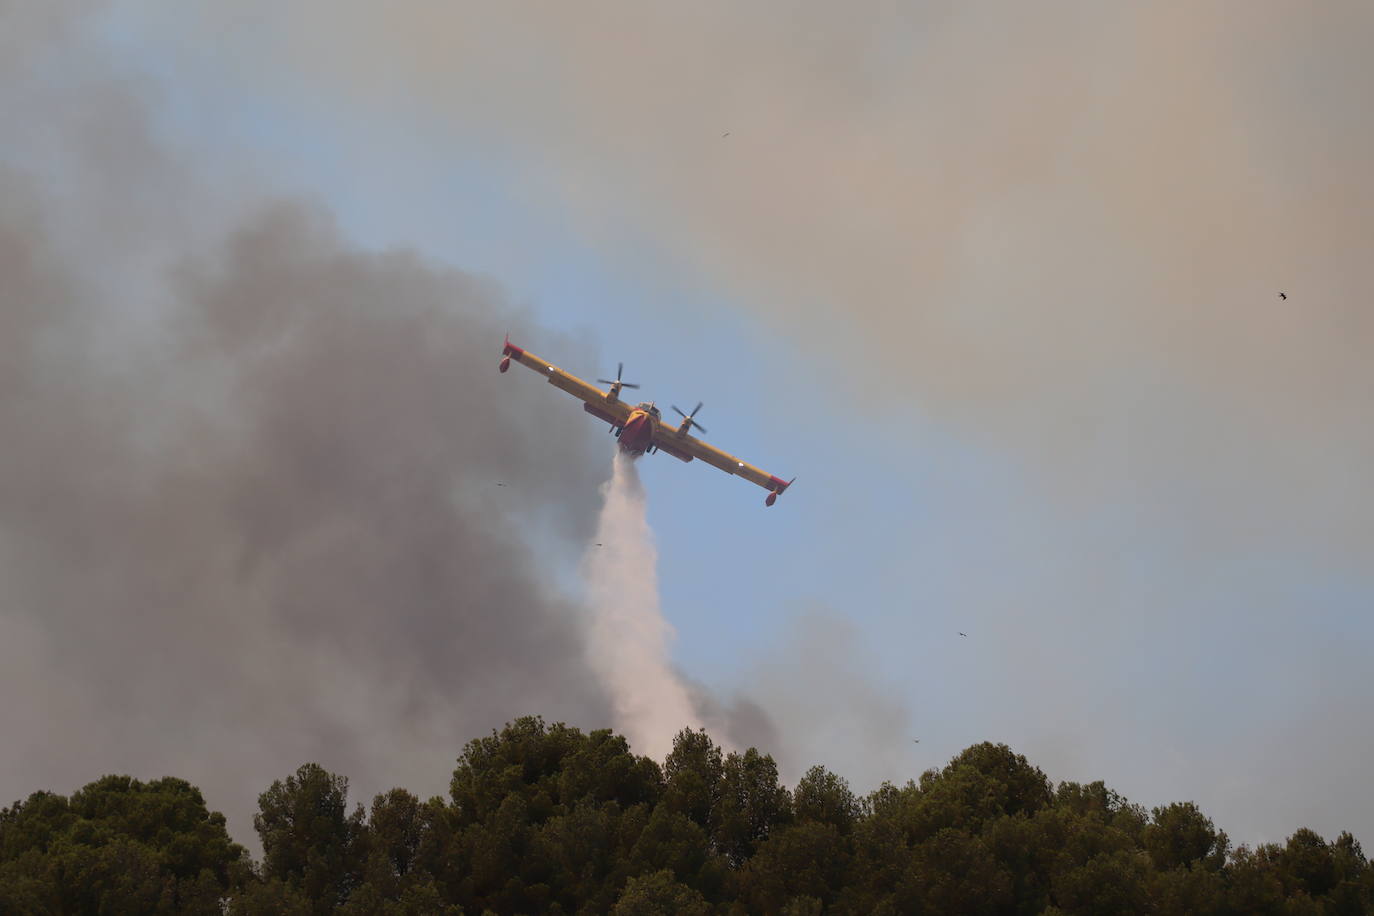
[[143, 0, 1374, 843], [16, 1, 1374, 848], [582, 452, 703, 760], [0, 15, 615, 846]]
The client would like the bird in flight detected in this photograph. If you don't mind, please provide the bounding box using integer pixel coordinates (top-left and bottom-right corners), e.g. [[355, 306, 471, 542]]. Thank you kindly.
[[958, 632, 967, 637], [496, 482, 506, 487], [1279, 292, 1287, 300], [722, 131, 730, 137], [912, 738, 920, 743]]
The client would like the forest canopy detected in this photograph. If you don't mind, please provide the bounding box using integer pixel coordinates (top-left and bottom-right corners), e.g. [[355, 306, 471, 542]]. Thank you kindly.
[[2, 717, 1370, 915]]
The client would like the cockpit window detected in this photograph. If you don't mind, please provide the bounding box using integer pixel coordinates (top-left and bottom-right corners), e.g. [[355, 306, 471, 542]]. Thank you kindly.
[[635, 402, 662, 419]]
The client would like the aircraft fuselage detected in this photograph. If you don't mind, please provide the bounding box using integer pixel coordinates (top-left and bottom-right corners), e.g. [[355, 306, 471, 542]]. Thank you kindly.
[[617, 409, 655, 455]]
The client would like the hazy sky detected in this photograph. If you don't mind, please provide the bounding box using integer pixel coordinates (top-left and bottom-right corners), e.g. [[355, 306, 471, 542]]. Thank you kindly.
[[4, 1, 1373, 849]]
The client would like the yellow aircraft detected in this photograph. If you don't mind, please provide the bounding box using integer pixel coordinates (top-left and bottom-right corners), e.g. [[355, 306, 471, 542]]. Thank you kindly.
[[500, 336, 795, 506]]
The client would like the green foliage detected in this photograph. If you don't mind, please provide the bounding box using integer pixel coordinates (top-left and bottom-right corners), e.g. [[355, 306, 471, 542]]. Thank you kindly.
[[612, 868, 712, 915], [451, 716, 588, 825], [1280, 827, 1337, 898], [1224, 843, 1291, 915], [1055, 779, 1148, 841], [626, 801, 727, 897], [793, 765, 860, 834], [227, 876, 314, 915], [1326, 832, 1374, 916], [436, 716, 674, 912], [740, 820, 849, 912], [558, 728, 663, 810], [1149, 862, 1226, 915], [662, 727, 724, 830], [1048, 846, 1151, 915], [7, 721, 1374, 914], [714, 748, 791, 865], [1143, 801, 1229, 871], [364, 787, 426, 881], [338, 788, 467, 913], [909, 743, 1053, 840], [0, 776, 248, 914], [254, 762, 366, 913]]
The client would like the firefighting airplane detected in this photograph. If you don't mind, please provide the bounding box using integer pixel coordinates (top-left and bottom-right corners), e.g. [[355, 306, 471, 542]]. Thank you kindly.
[[500, 336, 795, 506]]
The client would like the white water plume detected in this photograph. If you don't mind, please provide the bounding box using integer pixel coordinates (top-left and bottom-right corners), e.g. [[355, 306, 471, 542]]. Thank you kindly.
[[583, 451, 703, 760]]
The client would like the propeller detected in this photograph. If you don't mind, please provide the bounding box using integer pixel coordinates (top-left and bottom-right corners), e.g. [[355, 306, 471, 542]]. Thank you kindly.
[[596, 362, 640, 390], [671, 401, 708, 435]]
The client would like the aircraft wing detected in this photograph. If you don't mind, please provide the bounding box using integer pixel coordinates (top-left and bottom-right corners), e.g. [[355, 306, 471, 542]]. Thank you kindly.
[[501, 337, 634, 426], [650, 422, 795, 504]]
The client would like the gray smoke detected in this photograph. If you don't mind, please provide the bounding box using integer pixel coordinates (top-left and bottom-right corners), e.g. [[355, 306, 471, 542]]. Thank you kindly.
[[154, 0, 1374, 844], [0, 16, 615, 845], [21, 1, 1374, 849], [737, 612, 915, 790]]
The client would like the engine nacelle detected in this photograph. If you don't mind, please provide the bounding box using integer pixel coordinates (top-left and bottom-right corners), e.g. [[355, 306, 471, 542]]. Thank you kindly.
[[499, 355, 511, 373]]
